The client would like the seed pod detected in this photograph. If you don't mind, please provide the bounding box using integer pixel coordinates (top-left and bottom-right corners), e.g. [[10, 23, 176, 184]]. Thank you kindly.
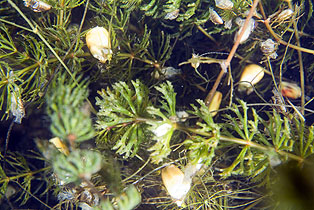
[[23, 0, 51, 12], [234, 18, 255, 44], [153, 66, 181, 79], [280, 81, 301, 99], [164, 9, 179, 20], [215, 0, 233, 10], [176, 111, 189, 122], [260, 39, 276, 54], [260, 39, 278, 59], [161, 164, 191, 206], [208, 91, 222, 117], [86, 26, 112, 63], [209, 7, 224, 25], [49, 137, 70, 155], [10, 88, 25, 124], [224, 19, 232, 29], [277, 9, 294, 22], [238, 64, 265, 95]]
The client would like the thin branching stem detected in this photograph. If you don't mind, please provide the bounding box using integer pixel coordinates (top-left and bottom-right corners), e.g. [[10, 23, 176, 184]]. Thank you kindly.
[[196, 24, 217, 43], [0, 166, 51, 184], [0, 18, 33, 32], [122, 158, 151, 183], [204, 0, 260, 107], [58, 0, 65, 26], [7, 0, 80, 87], [287, 1, 305, 114], [263, 18, 314, 55], [181, 126, 306, 164]]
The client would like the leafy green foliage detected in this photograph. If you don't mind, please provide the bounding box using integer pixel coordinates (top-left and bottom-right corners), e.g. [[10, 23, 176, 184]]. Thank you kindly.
[[140, 0, 160, 17], [96, 80, 179, 163], [96, 80, 150, 158], [0, 152, 49, 205], [53, 150, 102, 184], [146, 81, 178, 163], [259, 111, 293, 152], [1, 0, 314, 209], [95, 185, 141, 210], [154, 81, 177, 117], [46, 73, 95, 142], [163, 0, 181, 14], [184, 99, 220, 166], [0, 24, 17, 60], [221, 101, 273, 180], [0, 164, 8, 199]]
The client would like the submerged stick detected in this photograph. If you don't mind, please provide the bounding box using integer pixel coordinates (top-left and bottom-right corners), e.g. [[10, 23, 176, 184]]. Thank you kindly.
[[204, 0, 260, 106]]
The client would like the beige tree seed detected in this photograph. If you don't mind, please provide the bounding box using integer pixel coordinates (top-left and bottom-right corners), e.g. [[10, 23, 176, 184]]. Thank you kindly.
[[86, 26, 112, 63], [161, 164, 191, 206], [208, 91, 222, 117], [280, 81, 301, 99], [238, 64, 265, 94]]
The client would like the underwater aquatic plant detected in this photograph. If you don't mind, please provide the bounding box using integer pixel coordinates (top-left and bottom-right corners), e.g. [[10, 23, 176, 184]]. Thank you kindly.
[[1, 0, 314, 209]]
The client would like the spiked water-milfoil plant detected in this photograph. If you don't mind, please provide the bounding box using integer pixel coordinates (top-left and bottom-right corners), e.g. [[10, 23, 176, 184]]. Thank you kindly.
[[0, 0, 314, 209]]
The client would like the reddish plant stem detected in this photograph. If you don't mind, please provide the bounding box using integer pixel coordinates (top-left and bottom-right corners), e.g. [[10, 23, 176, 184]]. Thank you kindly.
[[263, 19, 314, 55], [204, 0, 260, 106]]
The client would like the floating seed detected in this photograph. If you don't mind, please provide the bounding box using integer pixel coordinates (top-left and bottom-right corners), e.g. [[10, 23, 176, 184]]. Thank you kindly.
[[215, 0, 233, 10], [209, 7, 224, 25], [161, 164, 191, 206], [238, 64, 265, 95], [208, 91, 222, 117], [164, 9, 179, 20], [234, 18, 255, 44], [280, 81, 301, 99], [260, 39, 278, 59], [10, 89, 25, 124], [86, 26, 112, 63], [277, 9, 294, 22], [23, 0, 52, 12]]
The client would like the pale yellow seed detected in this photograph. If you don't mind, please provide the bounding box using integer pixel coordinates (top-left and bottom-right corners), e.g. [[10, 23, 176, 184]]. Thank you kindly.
[[277, 9, 294, 22], [161, 164, 191, 206], [49, 137, 70, 155], [86, 26, 112, 63], [215, 0, 233, 10], [208, 91, 222, 117], [238, 64, 265, 94], [209, 7, 224, 25]]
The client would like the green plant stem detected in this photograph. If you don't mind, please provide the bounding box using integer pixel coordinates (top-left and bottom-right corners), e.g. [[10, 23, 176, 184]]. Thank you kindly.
[[204, 0, 260, 107], [263, 18, 314, 55], [122, 158, 150, 183], [14, 181, 53, 209], [58, 0, 65, 26], [0, 18, 33, 32], [196, 24, 217, 43], [7, 0, 80, 87], [286, 28, 314, 38], [16, 52, 91, 76], [118, 53, 159, 67], [287, 1, 305, 114], [180, 126, 305, 164], [0, 166, 51, 184]]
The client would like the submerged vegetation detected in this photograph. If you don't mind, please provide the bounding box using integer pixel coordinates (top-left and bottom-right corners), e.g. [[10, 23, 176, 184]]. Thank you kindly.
[[1, 0, 314, 209]]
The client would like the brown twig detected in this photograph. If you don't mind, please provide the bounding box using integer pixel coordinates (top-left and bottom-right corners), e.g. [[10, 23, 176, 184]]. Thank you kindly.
[[204, 0, 260, 106], [263, 18, 314, 55]]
